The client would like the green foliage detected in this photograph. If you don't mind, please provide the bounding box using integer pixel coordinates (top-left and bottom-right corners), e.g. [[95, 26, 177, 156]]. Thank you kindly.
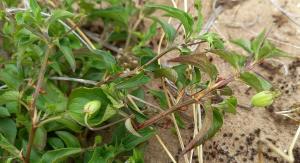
[[0, 0, 289, 162]]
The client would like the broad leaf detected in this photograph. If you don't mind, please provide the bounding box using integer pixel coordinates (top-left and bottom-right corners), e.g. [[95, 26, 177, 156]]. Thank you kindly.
[[40, 148, 82, 163], [0, 64, 23, 90], [68, 87, 121, 126], [0, 118, 17, 143], [55, 131, 80, 148], [0, 91, 19, 105], [240, 72, 272, 92], [33, 127, 47, 151], [0, 107, 10, 117]]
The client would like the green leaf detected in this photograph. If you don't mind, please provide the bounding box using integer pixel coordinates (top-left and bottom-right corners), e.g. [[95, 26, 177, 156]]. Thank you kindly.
[[256, 40, 290, 60], [0, 64, 23, 90], [55, 40, 76, 72], [112, 125, 155, 151], [216, 97, 237, 114], [0, 134, 20, 158], [145, 4, 194, 36], [55, 131, 80, 148], [29, 0, 41, 18], [116, 73, 151, 89], [252, 30, 266, 60], [193, 0, 203, 34], [240, 72, 272, 92], [68, 87, 121, 126], [200, 33, 224, 49], [154, 68, 178, 83], [90, 7, 130, 26], [125, 118, 142, 137], [88, 145, 117, 163], [0, 118, 17, 144], [48, 10, 73, 25], [149, 89, 168, 108], [0, 91, 19, 105], [0, 107, 10, 117], [169, 53, 218, 80], [36, 81, 67, 113], [210, 49, 247, 70], [127, 149, 144, 163], [48, 137, 65, 149], [230, 39, 252, 54], [33, 127, 47, 151], [40, 148, 82, 163], [149, 16, 176, 42]]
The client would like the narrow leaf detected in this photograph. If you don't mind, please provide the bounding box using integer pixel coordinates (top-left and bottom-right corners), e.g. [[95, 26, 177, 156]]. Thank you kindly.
[[154, 68, 178, 83], [116, 73, 151, 89], [40, 148, 82, 163], [145, 4, 194, 36], [55, 131, 80, 148], [149, 16, 176, 42], [169, 53, 218, 80], [210, 49, 246, 70], [0, 134, 20, 158], [125, 118, 142, 137]]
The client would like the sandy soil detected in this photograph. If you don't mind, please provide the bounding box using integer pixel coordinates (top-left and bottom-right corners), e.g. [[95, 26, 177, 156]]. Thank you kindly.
[[144, 0, 300, 162]]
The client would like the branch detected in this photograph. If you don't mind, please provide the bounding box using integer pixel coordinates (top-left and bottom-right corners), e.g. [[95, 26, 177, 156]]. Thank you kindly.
[[25, 45, 53, 163]]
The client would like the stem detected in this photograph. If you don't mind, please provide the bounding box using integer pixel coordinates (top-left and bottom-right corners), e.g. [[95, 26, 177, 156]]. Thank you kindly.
[[25, 45, 53, 163], [136, 75, 234, 130]]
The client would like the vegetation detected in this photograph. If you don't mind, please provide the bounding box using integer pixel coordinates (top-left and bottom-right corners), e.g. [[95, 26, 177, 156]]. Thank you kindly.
[[0, 0, 290, 162]]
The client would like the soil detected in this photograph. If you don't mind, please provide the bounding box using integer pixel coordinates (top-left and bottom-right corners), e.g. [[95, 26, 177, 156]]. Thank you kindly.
[[144, 0, 300, 162]]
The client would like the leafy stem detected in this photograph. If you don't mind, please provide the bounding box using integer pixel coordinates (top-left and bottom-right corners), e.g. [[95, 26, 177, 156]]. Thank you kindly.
[[136, 61, 256, 130], [25, 44, 53, 163]]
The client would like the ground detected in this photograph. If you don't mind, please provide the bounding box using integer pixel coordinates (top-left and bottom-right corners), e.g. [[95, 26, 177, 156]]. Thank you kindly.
[[144, 0, 300, 162]]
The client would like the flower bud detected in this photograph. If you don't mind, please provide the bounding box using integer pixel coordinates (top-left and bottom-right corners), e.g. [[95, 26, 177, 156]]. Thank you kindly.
[[84, 100, 101, 116], [251, 91, 277, 107]]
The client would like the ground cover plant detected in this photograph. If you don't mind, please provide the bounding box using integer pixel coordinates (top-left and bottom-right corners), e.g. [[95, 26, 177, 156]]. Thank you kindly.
[[0, 0, 297, 162]]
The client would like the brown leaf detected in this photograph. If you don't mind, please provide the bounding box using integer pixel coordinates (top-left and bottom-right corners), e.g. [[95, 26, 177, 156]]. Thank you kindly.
[[168, 53, 218, 80]]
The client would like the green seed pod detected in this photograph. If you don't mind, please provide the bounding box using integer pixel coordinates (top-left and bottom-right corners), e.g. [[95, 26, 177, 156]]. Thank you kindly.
[[251, 91, 276, 107], [84, 100, 101, 116]]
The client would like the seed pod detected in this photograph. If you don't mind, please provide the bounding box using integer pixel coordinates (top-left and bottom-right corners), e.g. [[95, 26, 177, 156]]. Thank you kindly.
[[251, 91, 276, 107], [84, 100, 101, 116]]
